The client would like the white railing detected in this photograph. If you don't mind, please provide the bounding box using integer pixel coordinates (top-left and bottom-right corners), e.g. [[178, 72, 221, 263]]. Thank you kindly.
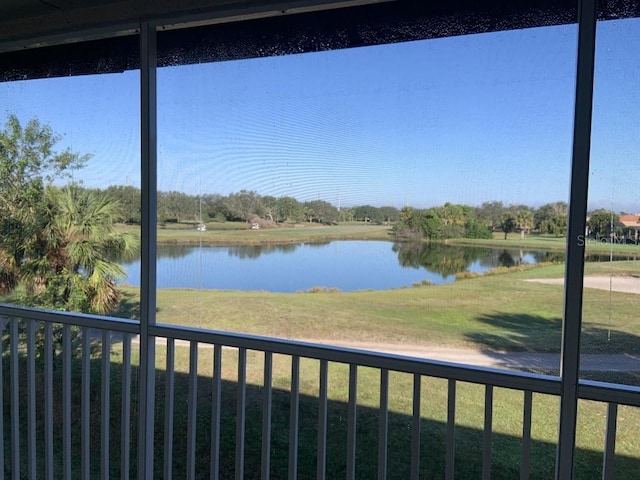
[[0, 306, 638, 479]]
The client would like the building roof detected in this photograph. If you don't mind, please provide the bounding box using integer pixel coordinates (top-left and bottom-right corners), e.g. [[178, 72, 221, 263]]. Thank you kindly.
[[619, 215, 640, 228]]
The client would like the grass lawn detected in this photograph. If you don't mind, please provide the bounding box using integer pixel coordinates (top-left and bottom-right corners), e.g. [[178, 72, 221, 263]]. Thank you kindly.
[[448, 231, 640, 255], [116, 222, 393, 245], [115, 261, 640, 356]]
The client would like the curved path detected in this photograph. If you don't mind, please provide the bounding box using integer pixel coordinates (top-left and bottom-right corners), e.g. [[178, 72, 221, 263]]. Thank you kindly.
[[525, 274, 640, 295], [324, 340, 640, 372], [149, 336, 640, 372]]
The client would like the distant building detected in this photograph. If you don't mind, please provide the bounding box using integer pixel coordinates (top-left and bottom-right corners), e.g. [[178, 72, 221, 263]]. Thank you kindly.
[[619, 214, 640, 240]]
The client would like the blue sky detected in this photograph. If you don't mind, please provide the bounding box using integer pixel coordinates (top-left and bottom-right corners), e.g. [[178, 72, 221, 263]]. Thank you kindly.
[[1, 18, 639, 211]]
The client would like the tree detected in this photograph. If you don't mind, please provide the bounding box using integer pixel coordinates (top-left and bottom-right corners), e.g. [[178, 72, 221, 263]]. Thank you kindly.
[[535, 202, 568, 236], [393, 207, 422, 239], [103, 184, 141, 223], [157, 190, 196, 223], [438, 202, 467, 226], [464, 219, 492, 239], [475, 201, 505, 230], [1, 114, 87, 296], [276, 196, 304, 223], [23, 186, 139, 313], [0, 114, 88, 217], [353, 205, 380, 223], [500, 213, 516, 240], [225, 190, 264, 222], [303, 200, 339, 224], [378, 206, 400, 224], [515, 208, 534, 239], [419, 209, 444, 239], [588, 209, 618, 238], [0, 115, 138, 314], [338, 207, 355, 223], [261, 195, 278, 222], [203, 193, 229, 221]]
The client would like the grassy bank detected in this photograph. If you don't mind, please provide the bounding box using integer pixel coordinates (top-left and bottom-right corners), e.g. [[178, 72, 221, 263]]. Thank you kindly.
[[117, 222, 640, 256], [116, 222, 393, 245], [113, 261, 640, 356], [447, 232, 640, 255]]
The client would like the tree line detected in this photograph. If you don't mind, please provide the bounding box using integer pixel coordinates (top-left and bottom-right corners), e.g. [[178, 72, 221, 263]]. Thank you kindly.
[[98, 185, 639, 242], [94, 185, 403, 226], [95, 186, 575, 240], [392, 201, 569, 241], [393, 201, 640, 242]]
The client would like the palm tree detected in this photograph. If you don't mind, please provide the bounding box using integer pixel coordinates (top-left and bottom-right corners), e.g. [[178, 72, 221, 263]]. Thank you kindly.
[[500, 213, 516, 240], [4, 185, 138, 314], [515, 209, 534, 239]]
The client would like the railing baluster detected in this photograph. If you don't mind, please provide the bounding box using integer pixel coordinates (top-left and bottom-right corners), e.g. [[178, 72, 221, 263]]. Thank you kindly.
[[187, 341, 199, 480], [121, 333, 132, 480], [317, 359, 329, 480], [164, 338, 175, 480], [0, 318, 5, 478], [27, 319, 36, 479], [378, 369, 389, 480], [521, 391, 532, 480], [289, 356, 300, 480], [63, 325, 72, 479], [10, 318, 19, 480], [262, 352, 273, 480], [101, 330, 111, 480], [446, 379, 456, 480], [82, 327, 91, 479], [210, 344, 222, 480], [44, 322, 54, 480], [411, 373, 421, 480], [602, 402, 618, 480], [483, 385, 494, 480], [236, 348, 247, 480], [346, 364, 358, 480]]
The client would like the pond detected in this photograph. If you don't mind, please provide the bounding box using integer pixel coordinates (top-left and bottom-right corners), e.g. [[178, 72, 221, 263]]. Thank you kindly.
[[119, 240, 609, 292]]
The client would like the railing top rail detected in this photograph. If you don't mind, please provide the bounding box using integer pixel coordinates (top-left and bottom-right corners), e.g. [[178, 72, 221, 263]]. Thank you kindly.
[[0, 303, 140, 334], [151, 323, 562, 395], [579, 380, 640, 408]]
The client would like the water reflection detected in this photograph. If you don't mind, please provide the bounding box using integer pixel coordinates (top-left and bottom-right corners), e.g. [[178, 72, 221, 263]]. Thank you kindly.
[[124, 241, 635, 292], [226, 243, 306, 259], [393, 243, 495, 277], [391, 243, 559, 276]]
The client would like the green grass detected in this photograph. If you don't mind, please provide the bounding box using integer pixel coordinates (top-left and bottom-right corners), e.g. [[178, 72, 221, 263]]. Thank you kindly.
[[116, 222, 393, 245], [449, 231, 640, 255], [114, 260, 640, 355]]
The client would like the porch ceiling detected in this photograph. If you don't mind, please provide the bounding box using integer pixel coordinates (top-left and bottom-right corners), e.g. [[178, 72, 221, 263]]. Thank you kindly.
[[0, 0, 385, 50]]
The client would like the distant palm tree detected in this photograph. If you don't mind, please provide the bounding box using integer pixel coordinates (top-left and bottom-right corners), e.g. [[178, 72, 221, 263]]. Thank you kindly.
[[500, 213, 516, 240], [515, 209, 534, 239], [5, 185, 138, 314]]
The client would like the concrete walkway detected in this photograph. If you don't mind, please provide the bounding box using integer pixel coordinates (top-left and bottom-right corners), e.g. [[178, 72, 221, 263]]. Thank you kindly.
[[322, 340, 640, 372], [525, 275, 640, 295]]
